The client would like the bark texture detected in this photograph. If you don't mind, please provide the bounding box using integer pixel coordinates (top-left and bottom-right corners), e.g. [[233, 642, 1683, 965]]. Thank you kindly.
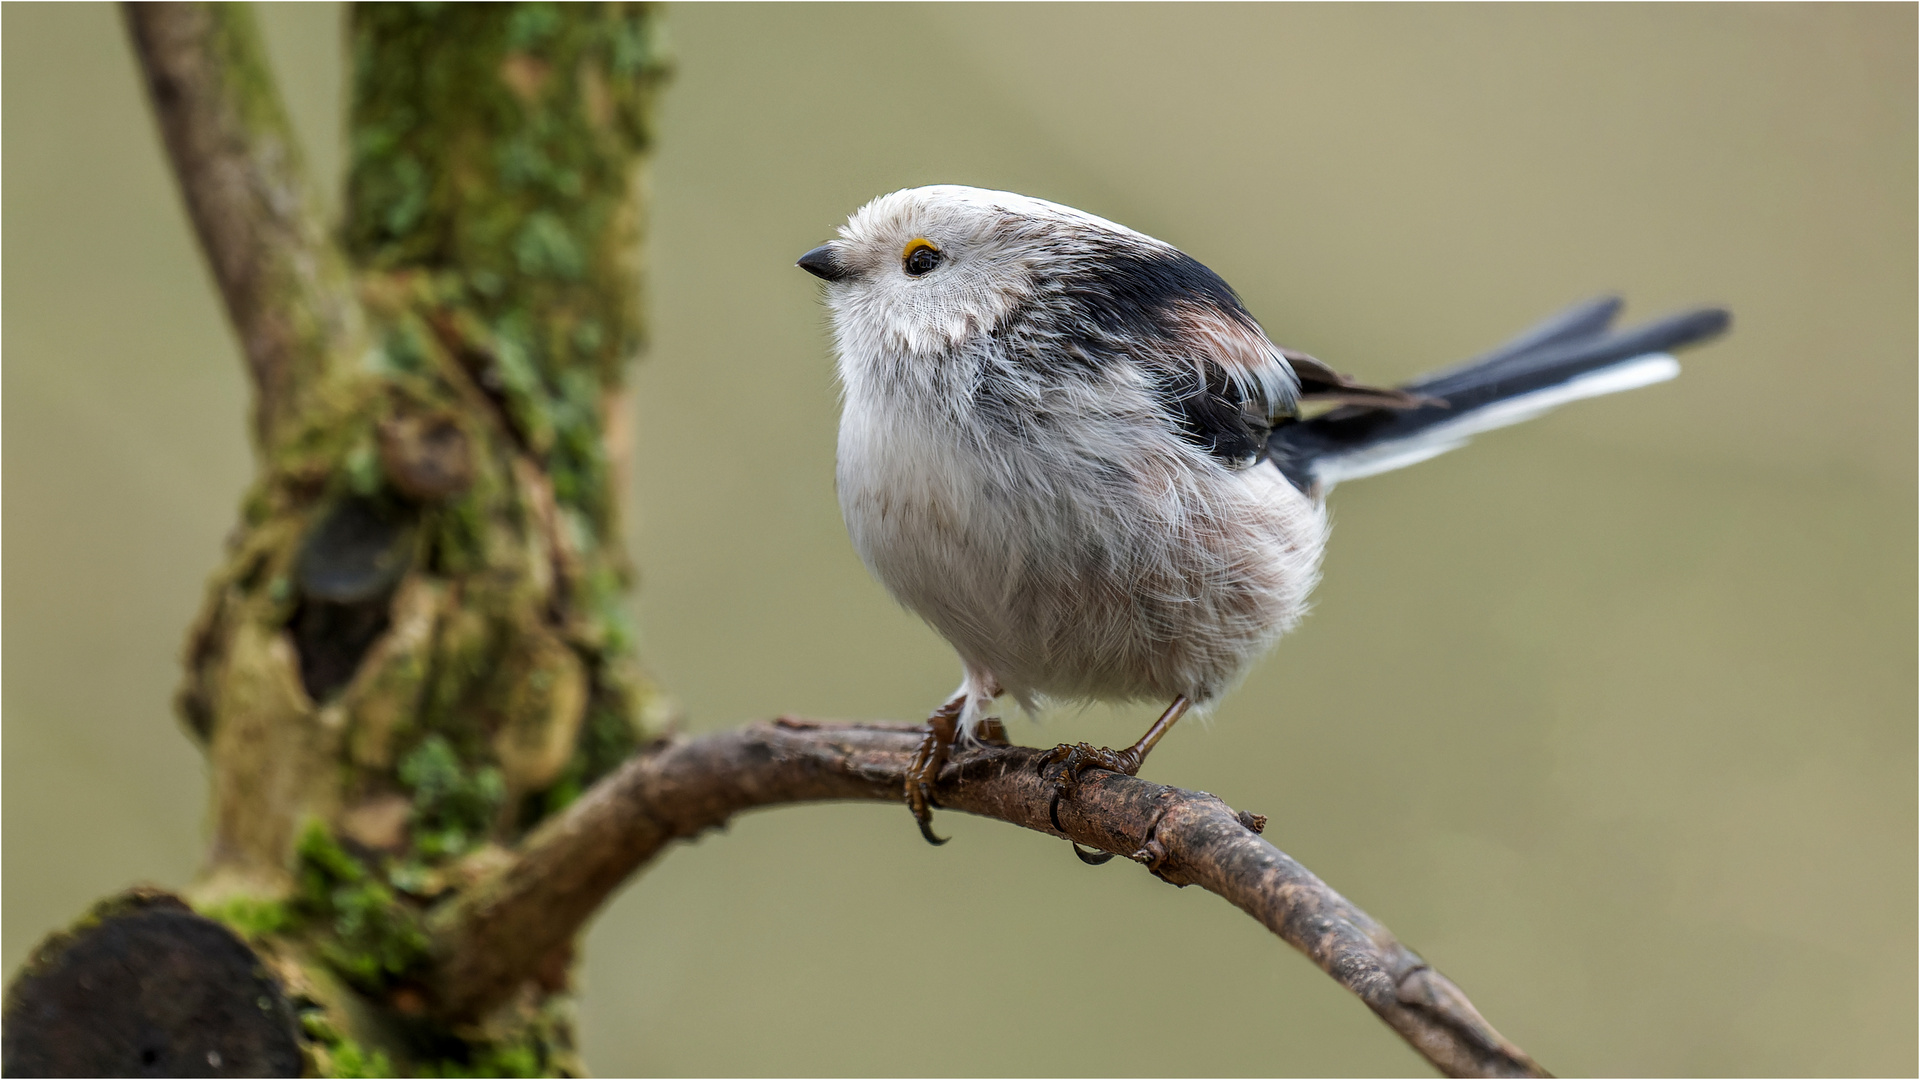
[[111, 3, 668, 1073]]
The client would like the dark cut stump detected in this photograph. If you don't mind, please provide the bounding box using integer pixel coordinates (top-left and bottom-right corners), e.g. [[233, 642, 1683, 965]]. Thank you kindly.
[[3, 888, 301, 1078]]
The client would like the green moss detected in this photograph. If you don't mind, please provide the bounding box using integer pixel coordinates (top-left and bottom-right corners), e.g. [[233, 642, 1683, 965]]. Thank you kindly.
[[155, 6, 667, 1073], [577, 694, 637, 781], [429, 495, 490, 575], [344, 2, 669, 532], [533, 683, 640, 820], [298, 820, 370, 887], [417, 1039, 546, 1079], [268, 377, 386, 496], [398, 734, 506, 858], [322, 878, 431, 987], [295, 821, 432, 990], [197, 895, 300, 939], [207, 7, 291, 138], [319, 4, 669, 860], [414, 996, 578, 1079], [382, 858, 439, 899], [343, 438, 384, 496], [577, 562, 634, 655], [303, 986, 559, 1077], [302, 1011, 397, 1079], [375, 317, 435, 377], [243, 484, 276, 526], [485, 312, 557, 456], [327, 1039, 397, 1080]]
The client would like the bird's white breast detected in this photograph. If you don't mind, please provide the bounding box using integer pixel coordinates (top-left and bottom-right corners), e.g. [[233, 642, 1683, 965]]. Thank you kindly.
[[835, 341, 1328, 709]]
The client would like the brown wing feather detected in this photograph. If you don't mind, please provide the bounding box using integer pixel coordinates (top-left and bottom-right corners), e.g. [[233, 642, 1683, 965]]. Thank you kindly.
[[1280, 347, 1440, 410]]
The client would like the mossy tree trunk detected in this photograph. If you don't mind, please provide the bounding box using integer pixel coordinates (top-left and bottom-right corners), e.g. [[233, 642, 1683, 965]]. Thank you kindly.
[[10, 5, 670, 1075]]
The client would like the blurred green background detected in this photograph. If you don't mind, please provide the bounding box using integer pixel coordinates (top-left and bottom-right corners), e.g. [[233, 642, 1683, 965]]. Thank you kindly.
[[5, 3, 1914, 1075]]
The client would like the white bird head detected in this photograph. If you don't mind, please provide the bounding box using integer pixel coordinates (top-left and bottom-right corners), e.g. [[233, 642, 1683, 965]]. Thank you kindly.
[[796, 186, 1165, 354]]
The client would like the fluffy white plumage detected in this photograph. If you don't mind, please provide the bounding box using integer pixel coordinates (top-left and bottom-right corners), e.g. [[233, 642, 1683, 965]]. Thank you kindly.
[[816, 186, 1323, 737]]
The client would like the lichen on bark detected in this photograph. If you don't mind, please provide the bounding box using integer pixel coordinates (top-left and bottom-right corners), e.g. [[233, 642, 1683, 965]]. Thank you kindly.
[[146, 2, 673, 1071], [345, 2, 664, 533]]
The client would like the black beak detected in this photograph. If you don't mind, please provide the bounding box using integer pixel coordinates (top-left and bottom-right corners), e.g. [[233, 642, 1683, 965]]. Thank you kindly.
[[796, 244, 850, 282]]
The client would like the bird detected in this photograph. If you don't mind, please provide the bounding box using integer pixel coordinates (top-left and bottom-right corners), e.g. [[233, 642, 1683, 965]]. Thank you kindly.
[[796, 185, 1728, 851]]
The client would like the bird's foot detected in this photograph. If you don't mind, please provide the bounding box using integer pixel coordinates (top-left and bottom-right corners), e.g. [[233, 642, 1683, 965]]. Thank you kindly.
[[1038, 741, 1145, 787], [974, 718, 1010, 746], [904, 729, 949, 846], [904, 697, 964, 846], [1034, 697, 1190, 866], [1035, 742, 1144, 864]]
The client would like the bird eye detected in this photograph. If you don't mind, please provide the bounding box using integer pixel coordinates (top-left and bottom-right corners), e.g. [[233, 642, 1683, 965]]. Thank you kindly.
[[903, 239, 942, 277]]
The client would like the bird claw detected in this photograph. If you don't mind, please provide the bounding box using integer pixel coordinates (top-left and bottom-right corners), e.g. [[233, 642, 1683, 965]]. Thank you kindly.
[[1037, 741, 1142, 786], [904, 703, 962, 846], [913, 799, 949, 846], [1037, 741, 1141, 864], [905, 754, 949, 846], [1071, 842, 1116, 865]]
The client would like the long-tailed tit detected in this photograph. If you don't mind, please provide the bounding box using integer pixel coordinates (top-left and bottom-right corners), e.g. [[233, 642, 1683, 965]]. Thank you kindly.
[[798, 185, 1728, 848]]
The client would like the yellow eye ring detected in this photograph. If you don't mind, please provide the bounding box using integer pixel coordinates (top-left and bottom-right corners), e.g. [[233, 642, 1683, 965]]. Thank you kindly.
[[902, 238, 942, 277]]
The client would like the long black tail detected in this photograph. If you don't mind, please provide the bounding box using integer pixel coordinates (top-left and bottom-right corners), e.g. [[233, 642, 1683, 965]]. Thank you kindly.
[[1267, 297, 1731, 493]]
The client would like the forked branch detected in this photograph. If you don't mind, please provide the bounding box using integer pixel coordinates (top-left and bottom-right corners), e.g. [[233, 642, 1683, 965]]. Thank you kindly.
[[431, 719, 1549, 1079], [123, 2, 360, 447]]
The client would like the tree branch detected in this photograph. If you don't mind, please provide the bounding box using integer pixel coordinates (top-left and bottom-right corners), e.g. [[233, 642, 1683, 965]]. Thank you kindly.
[[123, 2, 361, 447], [429, 719, 1548, 1078]]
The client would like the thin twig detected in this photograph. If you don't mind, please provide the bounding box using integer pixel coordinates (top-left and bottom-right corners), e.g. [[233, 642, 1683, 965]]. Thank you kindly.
[[122, 2, 361, 447], [429, 719, 1548, 1078]]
